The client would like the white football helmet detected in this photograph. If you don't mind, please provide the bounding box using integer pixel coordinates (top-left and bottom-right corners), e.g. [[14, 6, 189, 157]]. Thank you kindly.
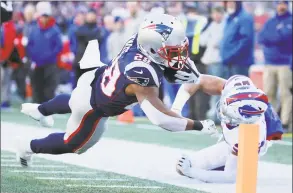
[[217, 75, 269, 125], [137, 13, 188, 70]]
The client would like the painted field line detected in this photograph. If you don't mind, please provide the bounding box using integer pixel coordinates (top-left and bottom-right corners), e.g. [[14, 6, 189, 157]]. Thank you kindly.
[[66, 184, 163, 189], [1, 158, 44, 163], [2, 164, 66, 168], [36, 177, 128, 181], [11, 170, 97, 174], [273, 140, 292, 146], [1, 155, 15, 158]]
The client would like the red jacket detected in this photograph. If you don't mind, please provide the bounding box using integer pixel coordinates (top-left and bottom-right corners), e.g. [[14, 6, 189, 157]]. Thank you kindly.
[[0, 21, 16, 62], [57, 35, 73, 71]]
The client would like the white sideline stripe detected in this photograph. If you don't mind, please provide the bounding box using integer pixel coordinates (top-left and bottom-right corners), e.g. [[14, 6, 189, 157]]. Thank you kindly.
[[1, 155, 15, 158], [36, 177, 128, 181], [66, 184, 163, 189], [2, 164, 66, 168], [11, 170, 97, 174], [1, 158, 43, 163], [273, 140, 292, 146]]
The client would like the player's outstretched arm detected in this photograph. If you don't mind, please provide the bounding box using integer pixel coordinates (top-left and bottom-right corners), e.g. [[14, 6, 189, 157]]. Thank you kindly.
[[177, 153, 238, 183], [128, 84, 209, 132], [172, 75, 226, 115]]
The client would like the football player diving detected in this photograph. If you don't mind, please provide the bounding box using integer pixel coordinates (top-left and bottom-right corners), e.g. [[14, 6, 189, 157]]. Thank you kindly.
[[17, 13, 224, 166]]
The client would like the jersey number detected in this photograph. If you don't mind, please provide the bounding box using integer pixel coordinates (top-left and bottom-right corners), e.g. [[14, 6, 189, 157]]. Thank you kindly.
[[134, 53, 151, 64], [101, 58, 120, 97]]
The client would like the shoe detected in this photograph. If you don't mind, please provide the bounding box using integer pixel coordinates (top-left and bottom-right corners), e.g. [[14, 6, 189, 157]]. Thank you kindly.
[[15, 137, 33, 167], [21, 103, 54, 128]]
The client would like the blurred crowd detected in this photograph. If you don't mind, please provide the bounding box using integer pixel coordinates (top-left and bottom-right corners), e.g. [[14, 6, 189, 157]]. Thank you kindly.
[[1, 1, 292, 131]]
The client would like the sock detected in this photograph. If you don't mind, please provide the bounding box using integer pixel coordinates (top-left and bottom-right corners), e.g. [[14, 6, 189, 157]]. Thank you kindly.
[[38, 94, 71, 116], [30, 133, 73, 154]]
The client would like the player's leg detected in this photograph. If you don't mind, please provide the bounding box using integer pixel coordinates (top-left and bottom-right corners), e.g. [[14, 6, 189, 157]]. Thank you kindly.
[[20, 94, 70, 128], [29, 112, 108, 154], [16, 69, 107, 166]]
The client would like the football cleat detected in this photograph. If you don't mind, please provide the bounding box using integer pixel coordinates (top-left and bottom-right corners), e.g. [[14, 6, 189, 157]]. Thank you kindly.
[[15, 137, 33, 167], [21, 103, 54, 128]]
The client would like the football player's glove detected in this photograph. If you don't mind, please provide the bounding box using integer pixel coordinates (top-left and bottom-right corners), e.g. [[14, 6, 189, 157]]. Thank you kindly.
[[200, 119, 219, 138], [174, 58, 201, 84], [176, 154, 193, 178]]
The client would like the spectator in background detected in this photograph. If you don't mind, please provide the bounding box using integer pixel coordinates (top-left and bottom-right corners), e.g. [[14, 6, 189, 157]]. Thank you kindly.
[[23, 4, 36, 39], [55, 16, 74, 95], [166, 2, 186, 23], [182, 2, 209, 120], [73, 9, 105, 86], [258, 0, 292, 131], [200, 6, 225, 123], [27, 2, 62, 103], [124, 2, 145, 38], [107, 16, 127, 61], [68, 11, 85, 57], [99, 15, 112, 64], [220, 1, 254, 78], [1, 1, 15, 108], [103, 14, 115, 33]]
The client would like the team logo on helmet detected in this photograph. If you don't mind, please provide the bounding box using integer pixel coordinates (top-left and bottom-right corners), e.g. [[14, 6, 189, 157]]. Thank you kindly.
[[143, 24, 173, 41], [238, 105, 264, 118]]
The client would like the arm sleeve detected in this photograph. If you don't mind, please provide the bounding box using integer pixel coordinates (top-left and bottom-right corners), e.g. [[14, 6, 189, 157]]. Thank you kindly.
[[171, 85, 192, 115], [124, 61, 160, 87]]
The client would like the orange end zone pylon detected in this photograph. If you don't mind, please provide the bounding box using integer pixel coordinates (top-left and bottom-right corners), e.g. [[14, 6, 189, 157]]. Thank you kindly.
[[117, 110, 134, 123], [236, 124, 260, 193]]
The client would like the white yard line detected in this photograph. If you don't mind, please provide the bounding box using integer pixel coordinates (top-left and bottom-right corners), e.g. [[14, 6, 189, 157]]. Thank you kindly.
[[36, 177, 128, 181], [11, 170, 97, 174], [1, 155, 15, 158], [1, 122, 292, 193], [1, 158, 47, 164], [66, 184, 163, 189], [1, 164, 67, 168], [273, 140, 292, 146]]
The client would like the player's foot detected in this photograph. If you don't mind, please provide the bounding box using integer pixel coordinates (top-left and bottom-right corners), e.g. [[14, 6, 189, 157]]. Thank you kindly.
[[176, 154, 193, 178], [15, 137, 33, 167], [21, 103, 54, 128]]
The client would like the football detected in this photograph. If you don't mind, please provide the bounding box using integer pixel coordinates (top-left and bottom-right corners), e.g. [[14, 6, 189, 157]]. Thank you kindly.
[[163, 64, 192, 83]]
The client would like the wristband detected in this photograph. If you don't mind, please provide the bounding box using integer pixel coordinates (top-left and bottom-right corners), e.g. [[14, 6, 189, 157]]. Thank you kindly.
[[193, 120, 203, 131]]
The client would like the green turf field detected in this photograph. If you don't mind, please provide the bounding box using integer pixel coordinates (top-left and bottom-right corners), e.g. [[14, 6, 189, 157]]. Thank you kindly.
[[1, 150, 206, 193], [1, 108, 292, 193]]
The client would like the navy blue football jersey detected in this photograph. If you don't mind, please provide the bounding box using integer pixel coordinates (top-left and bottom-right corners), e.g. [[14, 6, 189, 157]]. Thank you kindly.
[[90, 35, 164, 116]]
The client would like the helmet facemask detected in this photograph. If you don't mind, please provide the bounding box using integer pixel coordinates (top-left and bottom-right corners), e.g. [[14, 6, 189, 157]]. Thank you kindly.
[[157, 38, 189, 70]]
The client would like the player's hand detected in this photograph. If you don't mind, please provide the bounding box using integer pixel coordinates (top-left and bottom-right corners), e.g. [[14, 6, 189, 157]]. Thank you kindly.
[[176, 154, 193, 178], [200, 119, 218, 137], [174, 58, 201, 84]]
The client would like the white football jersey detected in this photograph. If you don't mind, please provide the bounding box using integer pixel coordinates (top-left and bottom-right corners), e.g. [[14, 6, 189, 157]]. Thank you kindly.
[[221, 115, 268, 156]]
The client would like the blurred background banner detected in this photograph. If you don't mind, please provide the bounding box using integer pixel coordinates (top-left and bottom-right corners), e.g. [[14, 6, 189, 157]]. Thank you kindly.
[[1, 1, 292, 131]]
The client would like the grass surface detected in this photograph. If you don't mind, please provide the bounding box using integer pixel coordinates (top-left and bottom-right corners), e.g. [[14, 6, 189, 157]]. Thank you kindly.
[[1, 110, 292, 164], [1, 150, 206, 193]]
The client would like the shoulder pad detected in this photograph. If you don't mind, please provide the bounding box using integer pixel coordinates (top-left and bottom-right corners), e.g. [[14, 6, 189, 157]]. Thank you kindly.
[[124, 61, 159, 87]]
